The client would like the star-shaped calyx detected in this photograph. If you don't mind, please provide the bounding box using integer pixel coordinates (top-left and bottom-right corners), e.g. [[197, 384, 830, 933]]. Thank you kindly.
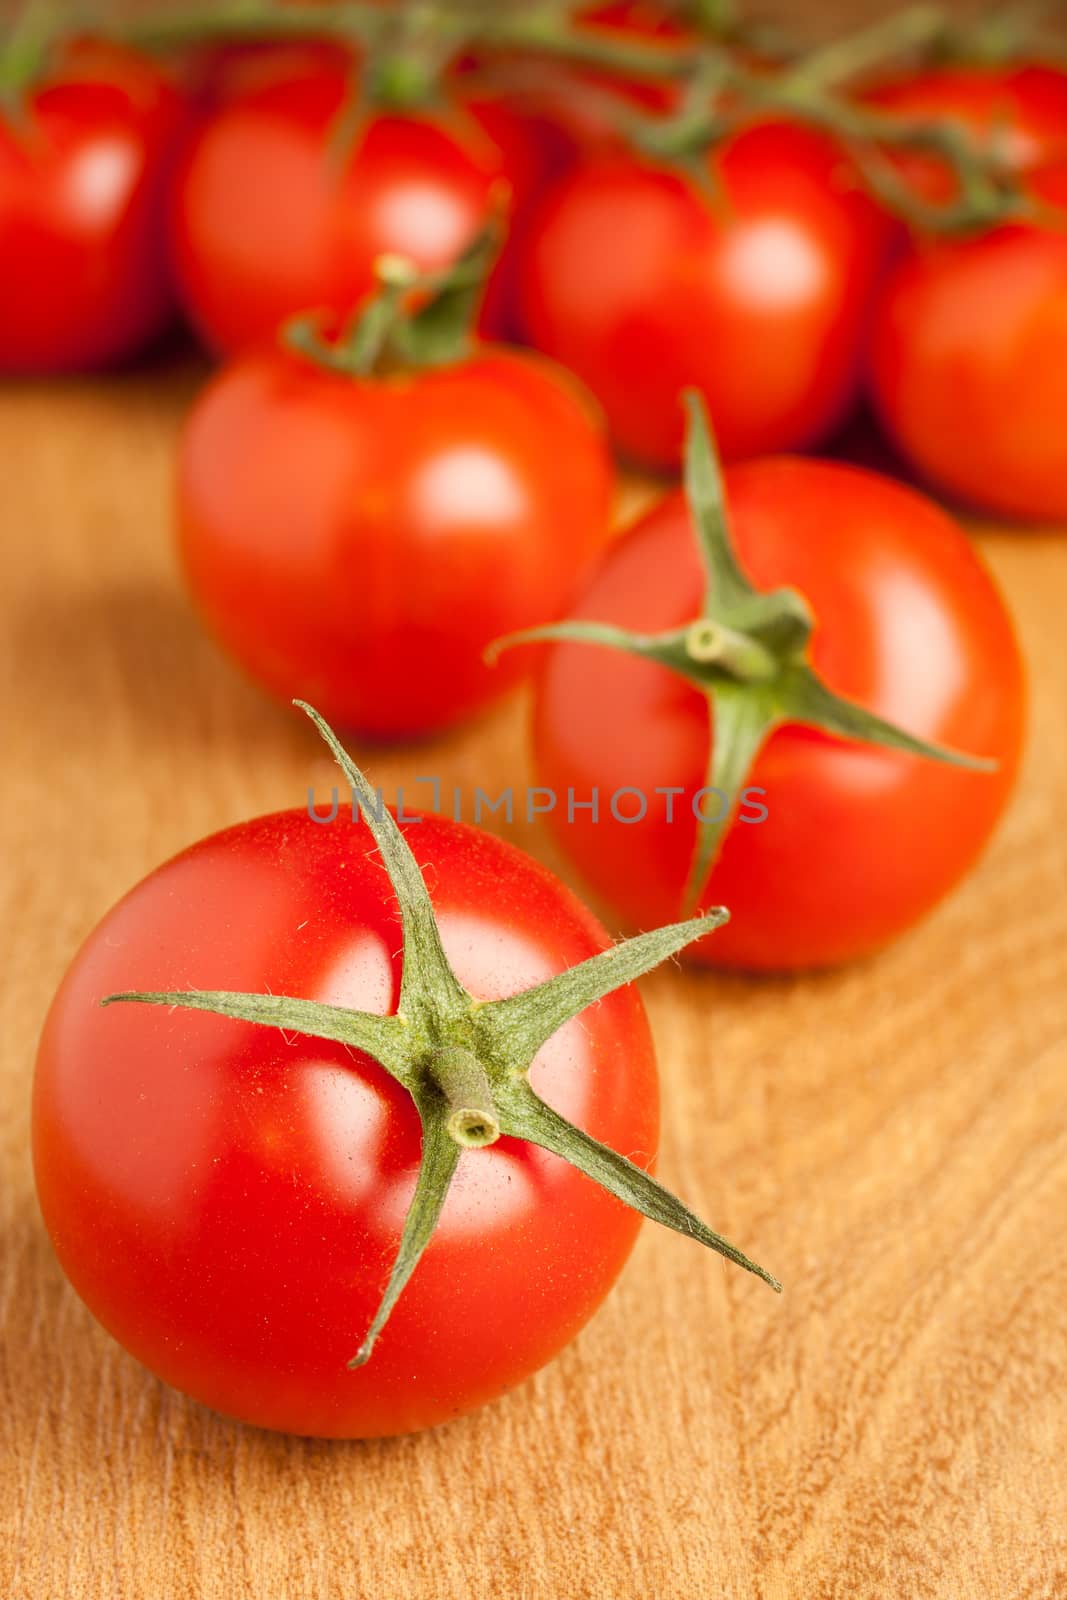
[[102, 701, 780, 1368]]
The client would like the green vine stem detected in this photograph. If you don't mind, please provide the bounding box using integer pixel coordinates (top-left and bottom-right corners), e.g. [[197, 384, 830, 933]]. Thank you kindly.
[[101, 700, 781, 1368], [53, 0, 1049, 229], [489, 392, 998, 915], [0, 0, 59, 110], [103, 0, 1049, 232], [284, 223, 500, 378]]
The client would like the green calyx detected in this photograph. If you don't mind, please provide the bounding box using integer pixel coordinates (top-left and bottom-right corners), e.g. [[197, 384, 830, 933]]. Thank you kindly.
[[489, 391, 997, 915], [284, 225, 499, 379], [101, 700, 780, 1369]]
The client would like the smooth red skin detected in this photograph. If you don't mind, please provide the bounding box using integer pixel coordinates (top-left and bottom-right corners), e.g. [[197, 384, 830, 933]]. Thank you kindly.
[[178, 345, 614, 736], [170, 69, 505, 356], [34, 810, 657, 1438], [870, 161, 1067, 524], [180, 39, 355, 111], [452, 91, 579, 340], [518, 123, 893, 470], [532, 460, 1025, 971], [0, 42, 184, 373], [448, 5, 688, 338], [866, 64, 1067, 201]]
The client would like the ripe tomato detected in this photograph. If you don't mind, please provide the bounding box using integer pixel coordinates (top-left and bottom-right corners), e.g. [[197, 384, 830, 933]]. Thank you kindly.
[[869, 163, 1067, 523], [866, 63, 1067, 204], [170, 66, 505, 355], [528, 458, 1025, 970], [177, 341, 613, 735], [33, 808, 659, 1437], [517, 121, 892, 469], [181, 38, 354, 110], [0, 40, 185, 373]]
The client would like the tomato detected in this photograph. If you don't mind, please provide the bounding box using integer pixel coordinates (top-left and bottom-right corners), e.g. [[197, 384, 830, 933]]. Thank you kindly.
[[181, 38, 354, 110], [0, 40, 185, 373], [451, 0, 713, 341], [177, 341, 613, 735], [33, 807, 659, 1437], [527, 457, 1025, 970], [448, 90, 578, 340], [869, 163, 1067, 524], [170, 66, 506, 355], [517, 121, 892, 469], [866, 63, 1067, 204]]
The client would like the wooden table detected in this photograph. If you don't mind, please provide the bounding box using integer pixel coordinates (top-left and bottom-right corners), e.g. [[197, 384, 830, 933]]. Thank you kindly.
[[2, 327, 1067, 1598]]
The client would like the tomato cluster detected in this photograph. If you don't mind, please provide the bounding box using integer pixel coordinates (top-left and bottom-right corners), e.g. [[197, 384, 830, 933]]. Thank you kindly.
[[11, 1, 1047, 1439]]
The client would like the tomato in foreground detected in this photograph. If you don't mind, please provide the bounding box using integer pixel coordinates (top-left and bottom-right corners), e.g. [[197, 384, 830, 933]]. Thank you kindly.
[[517, 121, 891, 469], [869, 163, 1067, 524], [512, 401, 1024, 970], [33, 708, 776, 1438], [170, 65, 506, 354], [177, 256, 613, 737], [0, 40, 185, 373]]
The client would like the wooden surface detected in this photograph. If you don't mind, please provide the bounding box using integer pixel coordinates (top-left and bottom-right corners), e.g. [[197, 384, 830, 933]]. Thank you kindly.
[[2, 346, 1067, 1600]]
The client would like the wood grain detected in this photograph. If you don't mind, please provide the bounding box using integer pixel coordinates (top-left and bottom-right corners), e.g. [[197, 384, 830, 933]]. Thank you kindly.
[[2, 334, 1067, 1600]]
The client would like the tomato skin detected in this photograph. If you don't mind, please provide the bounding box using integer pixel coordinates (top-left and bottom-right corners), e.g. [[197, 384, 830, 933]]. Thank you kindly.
[[33, 809, 657, 1438], [518, 123, 892, 469], [866, 64, 1067, 202], [181, 39, 355, 110], [869, 189, 1067, 524], [531, 460, 1025, 971], [0, 41, 185, 373], [177, 344, 613, 736], [170, 69, 505, 356]]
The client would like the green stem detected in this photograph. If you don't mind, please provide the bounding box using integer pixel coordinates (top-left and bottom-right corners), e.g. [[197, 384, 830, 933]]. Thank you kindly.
[[112, 0, 707, 84], [286, 259, 416, 378], [284, 226, 499, 378], [778, 4, 948, 94], [428, 1048, 501, 1148], [112, 1, 389, 55], [0, 0, 57, 107]]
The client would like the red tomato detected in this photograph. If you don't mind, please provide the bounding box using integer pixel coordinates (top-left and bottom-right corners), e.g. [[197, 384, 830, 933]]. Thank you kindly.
[[33, 808, 657, 1437], [449, 91, 578, 339], [0, 40, 185, 373], [869, 164, 1067, 523], [529, 459, 1024, 970], [866, 63, 1067, 203], [177, 343, 613, 735], [181, 38, 354, 110], [170, 67, 506, 355], [518, 122, 892, 469], [449, 2, 692, 337]]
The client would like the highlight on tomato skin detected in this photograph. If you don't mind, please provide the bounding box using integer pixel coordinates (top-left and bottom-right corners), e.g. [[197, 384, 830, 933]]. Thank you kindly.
[[0, 39, 188, 374], [524, 451, 1026, 972]]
